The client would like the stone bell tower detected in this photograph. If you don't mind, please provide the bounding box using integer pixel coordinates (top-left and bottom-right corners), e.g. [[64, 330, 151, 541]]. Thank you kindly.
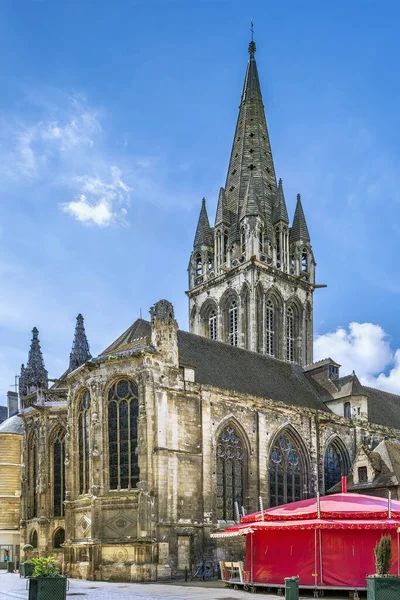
[[187, 38, 316, 366]]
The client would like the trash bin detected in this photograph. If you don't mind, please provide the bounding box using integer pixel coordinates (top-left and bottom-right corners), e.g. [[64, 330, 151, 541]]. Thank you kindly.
[[7, 562, 14, 573], [285, 576, 299, 600]]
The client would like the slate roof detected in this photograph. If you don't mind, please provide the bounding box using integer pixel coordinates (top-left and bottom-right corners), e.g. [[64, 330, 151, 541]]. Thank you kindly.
[[0, 405, 7, 424], [290, 194, 310, 242], [101, 319, 327, 412], [0, 414, 23, 434], [363, 386, 400, 430]]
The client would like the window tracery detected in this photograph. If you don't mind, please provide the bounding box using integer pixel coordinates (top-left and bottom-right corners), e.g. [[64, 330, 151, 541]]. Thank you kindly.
[[52, 428, 66, 517], [324, 439, 349, 493], [27, 433, 37, 519], [269, 433, 304, 507], [108, 379, 140, 490], [229, 300, 238, 346], [286, 306, 295, 362], [265, 299, 275, 356], [78, 390, 90, 495], [216, 426, 245, 520], [209, 309, 217, 341]]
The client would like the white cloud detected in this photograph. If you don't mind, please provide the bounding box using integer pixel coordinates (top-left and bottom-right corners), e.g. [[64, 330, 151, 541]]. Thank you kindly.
[[314, 322, 400, 394], [60, 166, 131, 227]]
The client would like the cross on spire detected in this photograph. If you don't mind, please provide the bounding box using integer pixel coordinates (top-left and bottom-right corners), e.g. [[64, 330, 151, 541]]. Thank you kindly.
[[249, 21, 256, 56]]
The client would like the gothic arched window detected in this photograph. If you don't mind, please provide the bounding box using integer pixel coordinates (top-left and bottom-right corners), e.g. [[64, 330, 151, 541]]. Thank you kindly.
[[265, 299, 275, 356], [52, 428, 66, 517], [108, 379, 140, 491], [78, 390, 90, 495], [209, 309, 217, 341], [208, 253, 213, 272], [195, 253, 203, 277], [229, 300, 238, 346], [30, 530, 38, 550], [324, 439, 349, 493], [27, 433, 37, 520], [286, 306, 295, 362], [216, 425, 245, 520], [344, 402, 351, 418], [259, 226, 264, 254], [269, 433, 306, 507], [302, 248, 308, 272], [223, 230, 229, 263], [53, 528, 65, 549], [241, 227, 246, 255], [276, 227, 281, 265]]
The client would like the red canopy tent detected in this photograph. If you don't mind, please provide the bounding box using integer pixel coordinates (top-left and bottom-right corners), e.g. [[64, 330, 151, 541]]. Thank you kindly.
[[213, 493, 400, 590]]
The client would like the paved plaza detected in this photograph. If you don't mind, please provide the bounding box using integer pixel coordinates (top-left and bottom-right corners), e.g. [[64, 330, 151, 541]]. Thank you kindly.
[[0, 573, 364, 600]]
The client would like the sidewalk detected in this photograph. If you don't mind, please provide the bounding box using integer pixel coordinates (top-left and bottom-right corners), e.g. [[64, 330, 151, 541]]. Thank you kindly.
[[0, 572, 364, 599]]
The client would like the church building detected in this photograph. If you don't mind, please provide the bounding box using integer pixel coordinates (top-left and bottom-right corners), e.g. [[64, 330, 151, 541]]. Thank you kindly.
[[8, 38, 400, 582]]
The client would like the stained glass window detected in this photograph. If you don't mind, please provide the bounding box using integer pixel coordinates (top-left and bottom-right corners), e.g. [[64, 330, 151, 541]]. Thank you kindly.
[[286, 307, 294, 362], [209, 309, 217, 340], [229, 301, 238, 346], [108, 379, 140, 490], [54, 528, 65, 549], [53, 429, 66, 517], [266, 299, 274, 356], [324, 440, 349, 492], [78, 390, 90, 495], [216, 426, 245, 520], [28, 434, 37, 519], [269, 434, 304, 507]]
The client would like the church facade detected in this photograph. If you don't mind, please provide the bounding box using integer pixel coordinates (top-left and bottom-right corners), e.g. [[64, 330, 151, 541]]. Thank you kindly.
[[12, 39, 400, 582]]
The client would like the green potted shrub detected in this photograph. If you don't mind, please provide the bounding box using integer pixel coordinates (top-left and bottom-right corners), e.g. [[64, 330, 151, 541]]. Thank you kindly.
[[367, 534, 400, 599], [19, 544, 35, 578], [27, 557, 67, 600]]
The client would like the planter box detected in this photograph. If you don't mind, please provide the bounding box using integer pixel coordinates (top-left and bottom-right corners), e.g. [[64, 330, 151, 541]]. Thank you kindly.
[[20, 562, 35, 578], [28, 577, 67, 600], [367, 575, 400, 600]]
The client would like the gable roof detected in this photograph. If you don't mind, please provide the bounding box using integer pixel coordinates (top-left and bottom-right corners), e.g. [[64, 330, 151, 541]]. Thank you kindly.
[[100, 319, 327, 412]]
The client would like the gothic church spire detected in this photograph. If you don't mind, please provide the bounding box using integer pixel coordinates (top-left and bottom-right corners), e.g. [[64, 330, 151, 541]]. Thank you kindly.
[[273, 178, 289, 224], [69, 314, 91, 372], [223, 38, 277, 226]]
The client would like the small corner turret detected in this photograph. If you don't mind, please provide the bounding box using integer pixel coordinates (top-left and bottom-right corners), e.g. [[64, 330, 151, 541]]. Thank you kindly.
[[19, 327, 48, 399], [150, 299, 179, 367]]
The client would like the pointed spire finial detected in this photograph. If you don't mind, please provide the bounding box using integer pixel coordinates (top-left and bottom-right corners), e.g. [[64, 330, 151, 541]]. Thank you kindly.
[[69, 314, 91, 372], [291, 193, 310, 242], [19, 326, 48, 396]]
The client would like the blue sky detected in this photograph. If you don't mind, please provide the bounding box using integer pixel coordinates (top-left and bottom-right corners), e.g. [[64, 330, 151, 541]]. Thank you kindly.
[[1, 0, 400, 402]]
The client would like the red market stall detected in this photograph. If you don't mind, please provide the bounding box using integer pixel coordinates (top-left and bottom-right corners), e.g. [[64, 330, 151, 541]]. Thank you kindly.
[[212, 493, 400, 593]]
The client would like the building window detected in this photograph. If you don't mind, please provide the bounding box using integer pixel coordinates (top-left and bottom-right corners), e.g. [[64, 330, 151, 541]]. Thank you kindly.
[[324, 439, 349, 493], [358, 466, 368, 483], [259, 227, 264, 253], [52, 429, 66, 517], [265, 299, 275, 356], [302, 248, 308, 272], [223, 230, 229, 263], [216, 426, 245, 520], [27, 433, 37, 520], [53, 528, 65, 549], [208, 253, 213, 272], [269, 433, 305, 507], [229, 300, 238, 346], [195, 253, 202, 277], [108, 379, 140, 490], [241, 227, 246, 255], [30, 530, 38, 550], [78, 391, 90, 495], [286, 306, 294, 362], [209, 309, 217, 340], [276, 228, 281, 266], [344, 402, 351, 418]]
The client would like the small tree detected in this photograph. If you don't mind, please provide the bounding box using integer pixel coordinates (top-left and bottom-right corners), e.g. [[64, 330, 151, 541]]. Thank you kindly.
[[29, 557, 61, 578], [374, 535, 392, 576]]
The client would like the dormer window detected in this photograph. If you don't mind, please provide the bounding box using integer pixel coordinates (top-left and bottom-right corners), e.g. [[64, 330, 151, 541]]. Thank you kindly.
[[358, 466, 368, 483], [329, 365, 339, 379]]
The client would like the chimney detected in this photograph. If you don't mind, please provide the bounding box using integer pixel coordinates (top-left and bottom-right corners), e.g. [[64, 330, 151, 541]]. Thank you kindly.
[[7, 391, 18, 417]]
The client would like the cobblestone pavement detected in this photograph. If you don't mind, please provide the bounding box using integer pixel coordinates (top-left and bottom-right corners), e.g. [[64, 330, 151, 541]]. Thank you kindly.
[[0, 572, 362, 599]]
